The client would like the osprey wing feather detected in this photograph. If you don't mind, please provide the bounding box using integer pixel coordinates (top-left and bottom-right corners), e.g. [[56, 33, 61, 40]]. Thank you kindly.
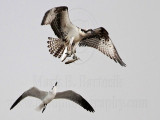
[[41, 6, 72, 39], [79, 27, 126, 66]]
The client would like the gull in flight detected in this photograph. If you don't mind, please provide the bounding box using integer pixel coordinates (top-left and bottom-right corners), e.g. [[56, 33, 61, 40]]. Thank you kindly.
[[10, 82, 94, 113], [41, 6, 126, 66]]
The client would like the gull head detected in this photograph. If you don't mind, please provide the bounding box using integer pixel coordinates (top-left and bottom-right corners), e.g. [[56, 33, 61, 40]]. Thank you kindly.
[[52, 82, 58, 90]]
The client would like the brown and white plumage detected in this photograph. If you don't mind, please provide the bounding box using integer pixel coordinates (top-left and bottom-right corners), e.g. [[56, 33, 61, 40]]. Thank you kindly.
[[47, 37, 65, 58], [79, 27, 126, 66], [41, 6, 74, 40], [41, 6, 126, 66]]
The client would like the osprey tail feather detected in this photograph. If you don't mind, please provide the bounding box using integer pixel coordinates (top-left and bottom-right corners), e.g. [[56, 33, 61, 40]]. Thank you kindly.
[[47, 37, 65, 58]]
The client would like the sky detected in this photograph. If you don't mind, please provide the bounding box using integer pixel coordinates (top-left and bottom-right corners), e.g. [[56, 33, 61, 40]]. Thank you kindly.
[[0, 0, 160, 120]]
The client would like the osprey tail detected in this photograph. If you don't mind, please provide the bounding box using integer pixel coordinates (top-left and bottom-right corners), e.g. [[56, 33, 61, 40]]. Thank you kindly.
[[47, 37, 65, 58]]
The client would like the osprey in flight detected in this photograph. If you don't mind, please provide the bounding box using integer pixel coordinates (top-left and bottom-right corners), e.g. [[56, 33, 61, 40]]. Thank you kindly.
[[41, 6, 126, 66]]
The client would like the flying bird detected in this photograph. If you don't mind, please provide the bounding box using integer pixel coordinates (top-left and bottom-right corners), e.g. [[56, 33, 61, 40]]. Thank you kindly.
[[10, 82, 94, 113], [41, 6, 126, 66]]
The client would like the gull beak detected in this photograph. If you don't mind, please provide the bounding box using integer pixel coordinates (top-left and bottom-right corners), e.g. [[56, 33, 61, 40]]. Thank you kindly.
[[55, 82, 58, 86], [52, 82, 58, 90]]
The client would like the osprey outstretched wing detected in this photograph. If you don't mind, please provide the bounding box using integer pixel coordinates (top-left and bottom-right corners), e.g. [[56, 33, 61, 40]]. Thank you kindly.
[[41, 6, 72, 40], [79, 27, 126, 66]]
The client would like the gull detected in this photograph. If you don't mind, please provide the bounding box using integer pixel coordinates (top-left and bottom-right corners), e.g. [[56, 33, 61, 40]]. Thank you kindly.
[[41, 6, 126, 66], [10, 82, 94, 113]]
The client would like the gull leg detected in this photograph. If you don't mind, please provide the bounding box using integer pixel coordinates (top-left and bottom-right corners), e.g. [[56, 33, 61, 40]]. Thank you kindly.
[[42, 104, 47, 113]]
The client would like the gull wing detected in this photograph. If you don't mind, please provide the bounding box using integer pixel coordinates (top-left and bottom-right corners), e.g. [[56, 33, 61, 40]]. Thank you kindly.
[[79, 27, 126, 66], [55, 90, 95, 112], [41, 6, 72, 39], [10, 87, 48, 110]]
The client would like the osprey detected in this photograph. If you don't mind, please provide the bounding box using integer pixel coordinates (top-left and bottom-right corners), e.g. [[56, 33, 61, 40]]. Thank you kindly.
[[41, 6, 126, 66]]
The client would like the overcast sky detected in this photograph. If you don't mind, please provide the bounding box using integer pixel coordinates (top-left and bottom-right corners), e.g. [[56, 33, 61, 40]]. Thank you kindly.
[[0, 0, 160, 120]]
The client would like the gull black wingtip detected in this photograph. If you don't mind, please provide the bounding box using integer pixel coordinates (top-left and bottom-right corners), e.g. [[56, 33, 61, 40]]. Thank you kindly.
[[86, 108, 95, 113], [91, 108, 95, 113], [10, 106, 13, 110], [10, 94, 23, 110], [87, 103, 95, 113], [10, 103, 14, 110], [10, 105, 14, 110]]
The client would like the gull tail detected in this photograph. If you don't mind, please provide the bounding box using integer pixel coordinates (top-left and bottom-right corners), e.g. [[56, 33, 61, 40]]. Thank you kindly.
[[35, 102, 44, 112], [47, 37, 65, 58]]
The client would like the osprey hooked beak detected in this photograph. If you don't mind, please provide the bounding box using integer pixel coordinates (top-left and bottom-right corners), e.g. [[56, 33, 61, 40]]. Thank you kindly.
[[52, 82, 58, 90]]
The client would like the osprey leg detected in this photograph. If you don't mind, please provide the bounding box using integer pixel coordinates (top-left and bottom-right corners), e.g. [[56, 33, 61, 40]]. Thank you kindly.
[[66, 37, 74, 56], [61, 37, 74, 62]]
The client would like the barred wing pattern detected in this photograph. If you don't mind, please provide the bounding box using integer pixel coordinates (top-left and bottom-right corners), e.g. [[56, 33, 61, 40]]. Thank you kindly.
[[41, 6, 71, 39], [79, 27, 126, 66], [47, 37, 65, 58]]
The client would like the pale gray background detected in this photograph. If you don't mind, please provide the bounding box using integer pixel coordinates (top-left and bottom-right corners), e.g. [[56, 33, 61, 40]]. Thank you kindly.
[[0, 0, 160, 120]]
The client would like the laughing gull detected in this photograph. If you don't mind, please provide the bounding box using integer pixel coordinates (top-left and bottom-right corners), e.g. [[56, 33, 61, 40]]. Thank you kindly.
[[10, 82, 94, 113], [41, 6, 126, 66]]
